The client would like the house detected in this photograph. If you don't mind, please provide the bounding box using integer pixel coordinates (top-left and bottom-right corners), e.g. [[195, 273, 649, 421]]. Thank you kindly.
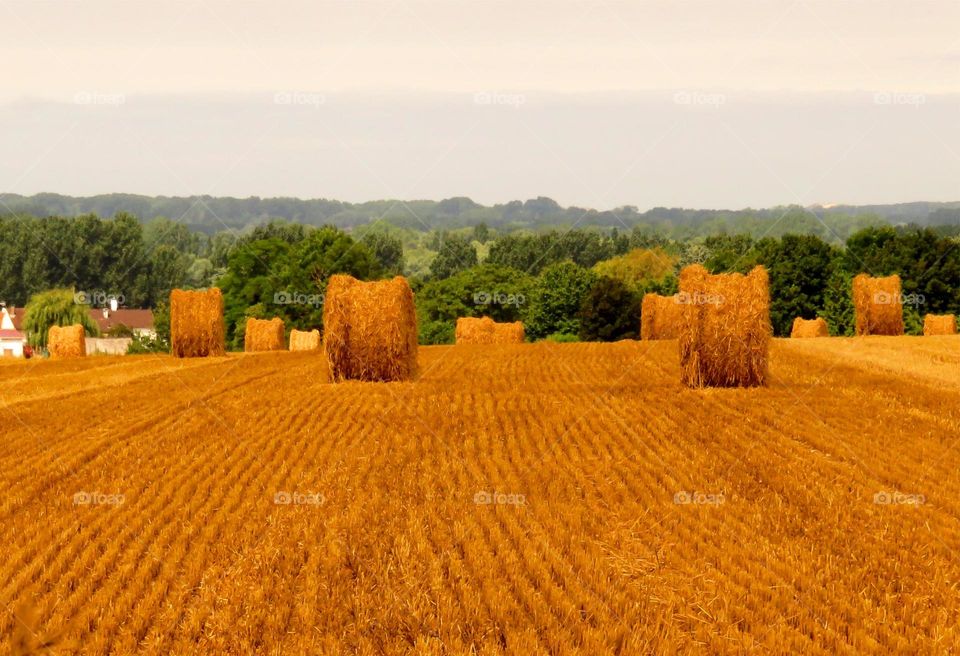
[[0, 307, 26, 357], [89, 304, 156, 339]]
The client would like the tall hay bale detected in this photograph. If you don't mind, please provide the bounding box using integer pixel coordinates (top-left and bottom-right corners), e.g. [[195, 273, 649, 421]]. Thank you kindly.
[[323, 275, 418, 382], [790, 317, 829, 338], [47, 324, 86, 359], [852, 274, 904, 336], [678, 264, 771, 388], [923, 314, 957, 336], [170, 288, 226, 358], [289, 328, 321, 351], [244, 317, 285, 352], [640, 293, 682, 340], [455, 316, 525, 344]]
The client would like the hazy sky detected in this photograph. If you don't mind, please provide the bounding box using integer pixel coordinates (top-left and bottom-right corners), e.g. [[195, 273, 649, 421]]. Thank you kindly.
[[2, 0, 958, 209]]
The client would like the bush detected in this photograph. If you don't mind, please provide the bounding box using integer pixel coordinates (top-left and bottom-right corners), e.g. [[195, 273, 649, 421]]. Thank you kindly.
[[526, 262, 597, 339], [578, 277, 640, 341]]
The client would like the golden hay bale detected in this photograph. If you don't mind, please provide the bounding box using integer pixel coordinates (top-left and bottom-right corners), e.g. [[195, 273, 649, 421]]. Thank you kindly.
[[852, 274, 904, 336], [289, 328, 321, 351], [790, 317, 829, 338], [455, 316, 525, 344], [640, 293, 682, 340], [923, 314, 957, 336], [244, 317, 285, 352], [678, 264, 771, 388], [47, 324, 86, 359], [170, 288, 226, 358], [323, 275, 418, 382]]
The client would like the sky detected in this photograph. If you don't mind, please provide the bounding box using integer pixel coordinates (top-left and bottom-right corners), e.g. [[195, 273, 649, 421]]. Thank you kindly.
[[1, 0, 958, 210]]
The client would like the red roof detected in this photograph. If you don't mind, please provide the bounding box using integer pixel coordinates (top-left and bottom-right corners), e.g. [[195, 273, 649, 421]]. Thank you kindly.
[[89, 308, 155, 333], [0, 329, 24, 340], [7, 307, 154, 332]]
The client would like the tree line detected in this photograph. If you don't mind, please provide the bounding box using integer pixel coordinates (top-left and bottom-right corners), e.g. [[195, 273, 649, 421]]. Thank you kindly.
[[10, 212, 960, 350], [5, 192, 960, 236]]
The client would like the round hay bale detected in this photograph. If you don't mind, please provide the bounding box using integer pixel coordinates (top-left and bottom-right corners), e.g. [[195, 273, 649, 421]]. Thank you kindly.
[[640, 293, 681, 340], [323, 275, 418, 382], [852, 274, 904, 336], [455, 317, 525, 344], [47, 324, 86, 359], [289, 328, 321, 351], [170, 288, 226, 358], [678, 264, 771, 388], [790, 317, 829, 338], [923, 314, 957, 336], [244, 317, 285, 352]]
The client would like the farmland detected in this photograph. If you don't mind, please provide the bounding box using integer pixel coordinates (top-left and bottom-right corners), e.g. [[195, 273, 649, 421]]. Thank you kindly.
[[2, 338, 960, 654]]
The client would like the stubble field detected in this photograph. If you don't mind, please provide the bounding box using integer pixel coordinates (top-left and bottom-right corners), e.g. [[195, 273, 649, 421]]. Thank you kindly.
[[2, 337, 960, 654]]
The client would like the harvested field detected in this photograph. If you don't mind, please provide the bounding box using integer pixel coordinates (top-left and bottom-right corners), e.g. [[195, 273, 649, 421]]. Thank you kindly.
[[2, 339, 960, 653]]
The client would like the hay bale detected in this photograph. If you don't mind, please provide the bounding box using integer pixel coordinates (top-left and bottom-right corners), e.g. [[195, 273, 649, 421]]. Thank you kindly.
[[678, 264, 771, 388], [244, 317, 285, 352], [640, 293, 682, 340], [852, 274, 904, 336], [47, 324, 86, 359], [790, 317, 829, 338], [923, 314, 957, 336], [455, 317, 525, 344], [289, 328, 321, 351], [323, 275, 418, 382], [170, 288, 226, 358]]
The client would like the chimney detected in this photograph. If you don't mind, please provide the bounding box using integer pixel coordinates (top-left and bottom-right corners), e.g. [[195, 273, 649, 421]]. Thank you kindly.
[[102, 307, 109, 319], [109, 297, 119, 312]]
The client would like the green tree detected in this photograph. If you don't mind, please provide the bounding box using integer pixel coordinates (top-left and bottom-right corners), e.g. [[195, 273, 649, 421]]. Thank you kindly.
[[430, 233, 478, 279], [361, 231, 405, 276], [754, 234, 836, 336], [22, 288, 100, 348], [703, 234, 756, 273], [578, 277, 640, 341], [473, 222, 490, 244], [821, 267, 855, 336], [526, 261, 597, 339]]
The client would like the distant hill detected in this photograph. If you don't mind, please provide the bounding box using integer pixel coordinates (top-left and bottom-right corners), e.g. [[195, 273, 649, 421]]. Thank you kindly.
[[1, 192, 957, 237]]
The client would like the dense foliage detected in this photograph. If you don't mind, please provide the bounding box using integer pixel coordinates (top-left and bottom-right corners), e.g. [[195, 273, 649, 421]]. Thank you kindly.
[[3, 206, 958, 347]]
